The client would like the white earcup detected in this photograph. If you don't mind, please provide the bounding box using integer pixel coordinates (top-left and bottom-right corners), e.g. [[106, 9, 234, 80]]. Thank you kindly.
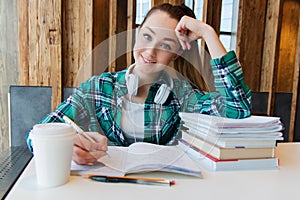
[[125, 64, 173, 104], [154, 84, 170, 105]]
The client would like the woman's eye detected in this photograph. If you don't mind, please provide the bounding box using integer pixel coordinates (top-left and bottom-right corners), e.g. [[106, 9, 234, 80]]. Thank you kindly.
[[143, 34, 152, 41], [160, 43, 171, 50]]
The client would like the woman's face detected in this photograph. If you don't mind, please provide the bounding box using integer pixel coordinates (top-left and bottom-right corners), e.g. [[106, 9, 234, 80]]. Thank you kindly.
[[133, 11, 181, 75]]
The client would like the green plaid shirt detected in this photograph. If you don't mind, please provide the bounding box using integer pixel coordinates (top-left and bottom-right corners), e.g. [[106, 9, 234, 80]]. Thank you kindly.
[[27, 51, 251, 148]]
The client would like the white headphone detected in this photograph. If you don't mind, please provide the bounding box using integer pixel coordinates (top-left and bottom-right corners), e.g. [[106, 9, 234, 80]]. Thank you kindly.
[[125, 64, 173, 105]]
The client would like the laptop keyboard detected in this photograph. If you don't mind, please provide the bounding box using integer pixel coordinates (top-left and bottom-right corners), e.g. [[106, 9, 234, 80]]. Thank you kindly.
[[0, 146, 32, 199]]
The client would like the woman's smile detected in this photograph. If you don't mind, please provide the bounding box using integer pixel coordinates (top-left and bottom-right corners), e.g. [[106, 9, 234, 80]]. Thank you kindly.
[[141, 54, 156, 64]]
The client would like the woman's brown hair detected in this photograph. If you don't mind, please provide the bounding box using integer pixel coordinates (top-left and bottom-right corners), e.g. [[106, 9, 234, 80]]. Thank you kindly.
[[140, 3, 210, 91]]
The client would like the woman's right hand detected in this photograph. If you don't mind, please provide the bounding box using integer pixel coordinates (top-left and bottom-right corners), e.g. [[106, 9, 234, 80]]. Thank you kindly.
[[175, 16, 209, 50], [72, 132, 108, 165], [175, 15, 227, 58]]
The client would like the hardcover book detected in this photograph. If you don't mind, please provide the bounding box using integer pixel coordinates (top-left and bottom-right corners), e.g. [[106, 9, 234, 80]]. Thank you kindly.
[[178, 140, 279, 171]]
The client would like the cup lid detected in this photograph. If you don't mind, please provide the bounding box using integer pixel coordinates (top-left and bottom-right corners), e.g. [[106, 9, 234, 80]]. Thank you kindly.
[[31, 123, 76, 138]]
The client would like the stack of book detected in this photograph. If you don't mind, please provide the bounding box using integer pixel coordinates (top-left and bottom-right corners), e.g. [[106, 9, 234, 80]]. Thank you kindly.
[[178, 112, 284, 171]]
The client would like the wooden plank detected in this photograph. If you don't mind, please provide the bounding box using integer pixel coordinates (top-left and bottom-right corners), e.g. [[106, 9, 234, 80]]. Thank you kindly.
[[27, 0, 62, 109], [62, 0, 79, 87], [49, 1, 62, 110], [50, 49, 62, 105], [50, 36, 62, 110], [109, 0, 117, 72], [260, 0, 283, 116], [236, 0, 268, 92], [289, 11, 300, 142], [200, 0, 222, 91], [77, 0, 93, 85], [28, 0, 39, 85], [63, 0, 93, 87], [115, 0, 128, 71], [126, 0, 136, 67], [93, 0, 109, 75], [108, 0, 131, 72], [28, 0, 51, 86], [203, 0, 222, 36], [18, 0, 29, 85], [38, 0, 53, 86], [277, 0, 300, 92]]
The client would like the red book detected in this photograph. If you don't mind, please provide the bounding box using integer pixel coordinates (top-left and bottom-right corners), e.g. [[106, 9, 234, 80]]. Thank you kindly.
[[178, 140, 279, 171]]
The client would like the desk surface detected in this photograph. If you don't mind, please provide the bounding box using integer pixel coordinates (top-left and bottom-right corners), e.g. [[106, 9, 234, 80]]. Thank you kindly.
[[5, 143, 300, 200]]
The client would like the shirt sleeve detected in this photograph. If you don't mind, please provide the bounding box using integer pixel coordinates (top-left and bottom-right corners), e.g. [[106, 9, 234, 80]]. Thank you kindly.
[[26, 77, 102, 152], [25, 90, 88, 152], [182, 50, 252, 119]]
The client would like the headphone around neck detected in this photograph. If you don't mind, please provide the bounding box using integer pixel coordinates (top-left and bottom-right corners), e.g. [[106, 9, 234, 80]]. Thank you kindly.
[[125, 64, 173, 105]]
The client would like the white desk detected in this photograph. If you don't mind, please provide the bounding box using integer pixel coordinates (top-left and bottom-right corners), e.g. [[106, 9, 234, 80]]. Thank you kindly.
[[5, 143, 300, 200]]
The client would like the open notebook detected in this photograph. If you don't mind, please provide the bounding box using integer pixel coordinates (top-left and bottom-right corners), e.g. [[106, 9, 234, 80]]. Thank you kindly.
[[71, 142, 202, 177]]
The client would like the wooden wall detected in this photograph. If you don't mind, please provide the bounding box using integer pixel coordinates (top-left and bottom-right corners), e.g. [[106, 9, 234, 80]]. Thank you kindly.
[[236, 0, 269, 92], [0, 0, 299, 152], [279, 0, 300, 141], [18, 0, 93, 105], [277, 0, 299, 93]]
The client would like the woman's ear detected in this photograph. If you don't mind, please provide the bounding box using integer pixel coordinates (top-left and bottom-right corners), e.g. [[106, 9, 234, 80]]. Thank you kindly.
[[172, 49, 183, 60], [172, 55, 179, 60]]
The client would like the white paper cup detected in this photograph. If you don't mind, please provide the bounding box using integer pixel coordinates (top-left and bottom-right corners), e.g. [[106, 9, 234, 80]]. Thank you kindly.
[[30, 123, 76, 188]]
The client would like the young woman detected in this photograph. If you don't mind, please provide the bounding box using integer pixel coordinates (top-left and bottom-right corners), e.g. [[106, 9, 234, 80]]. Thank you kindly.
[[27, 3, 251, 165]]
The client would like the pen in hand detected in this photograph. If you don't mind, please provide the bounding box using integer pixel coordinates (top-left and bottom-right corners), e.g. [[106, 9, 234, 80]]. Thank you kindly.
[[63, 115, 110, 160], [62, 115, 96, 143]]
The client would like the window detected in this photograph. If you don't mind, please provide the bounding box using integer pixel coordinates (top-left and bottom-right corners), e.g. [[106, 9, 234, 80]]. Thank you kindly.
[[220, 0, 239, 51], [185, 0, 204, 20], [185, 0, 239, 51], [136, 0, 151, 25]]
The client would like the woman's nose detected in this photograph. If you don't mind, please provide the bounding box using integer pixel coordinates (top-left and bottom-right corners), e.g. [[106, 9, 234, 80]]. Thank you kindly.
[[144, 46, 156, 56]]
